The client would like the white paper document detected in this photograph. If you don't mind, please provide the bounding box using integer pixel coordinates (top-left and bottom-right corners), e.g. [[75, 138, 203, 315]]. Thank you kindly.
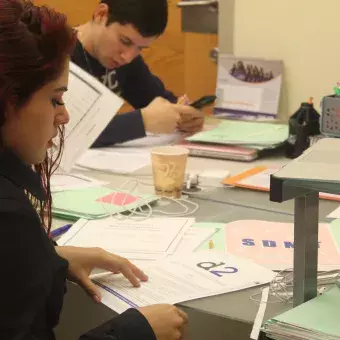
[[58, 217, 195, 260], [57, 62, 124, 173], [76, 148, 151, 174], [94, 252, 275, 313], [50, 173, 108, 192], [116, 132, 183, 148]]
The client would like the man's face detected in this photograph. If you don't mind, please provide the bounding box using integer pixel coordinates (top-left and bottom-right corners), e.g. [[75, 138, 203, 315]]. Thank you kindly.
[[94, 22, 156, 69]]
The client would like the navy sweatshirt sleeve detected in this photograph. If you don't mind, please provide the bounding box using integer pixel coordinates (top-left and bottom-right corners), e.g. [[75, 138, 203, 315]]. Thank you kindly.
[[91, 110, 145, 147], [92, 56, 177, 147], [117, 55, 177, 108]]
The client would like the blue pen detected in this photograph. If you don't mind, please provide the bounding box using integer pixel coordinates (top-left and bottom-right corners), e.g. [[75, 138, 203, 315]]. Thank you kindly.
[[51, 224, 72, 238]]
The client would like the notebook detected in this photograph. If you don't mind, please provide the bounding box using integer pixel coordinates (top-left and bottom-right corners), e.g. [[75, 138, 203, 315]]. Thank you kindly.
[[52, 186, 159, 220], [176, 139, 258, 161]]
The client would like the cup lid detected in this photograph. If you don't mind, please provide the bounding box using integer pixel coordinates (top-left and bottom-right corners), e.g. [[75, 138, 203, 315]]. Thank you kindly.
[[151, 146, 189, 156]]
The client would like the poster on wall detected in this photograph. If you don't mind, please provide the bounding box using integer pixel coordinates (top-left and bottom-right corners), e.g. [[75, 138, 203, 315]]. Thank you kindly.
[[214, 54, 283, 120]]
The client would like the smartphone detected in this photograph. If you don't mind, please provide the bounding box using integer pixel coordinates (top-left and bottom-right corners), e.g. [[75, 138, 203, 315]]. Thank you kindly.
[[190, 95, 217, 109]]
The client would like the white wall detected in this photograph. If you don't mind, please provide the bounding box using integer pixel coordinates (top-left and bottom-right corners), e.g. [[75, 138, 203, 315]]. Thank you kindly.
[[219, 0, 234, 54], [221, 0, 340, 120]]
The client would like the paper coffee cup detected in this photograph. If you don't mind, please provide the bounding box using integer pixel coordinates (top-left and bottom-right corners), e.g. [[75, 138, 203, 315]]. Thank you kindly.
[[151, 146, 189, 198]]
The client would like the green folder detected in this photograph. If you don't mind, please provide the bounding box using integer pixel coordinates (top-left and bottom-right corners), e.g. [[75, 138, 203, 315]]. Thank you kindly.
[[52, 186, 158, 220], [194, 222, 226, 250], [186, 120, 288, 147], [263, 286, 340, 339]]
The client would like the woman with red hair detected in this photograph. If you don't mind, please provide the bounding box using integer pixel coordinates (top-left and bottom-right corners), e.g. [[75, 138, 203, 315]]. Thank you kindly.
[[0, 1, 187, 340]]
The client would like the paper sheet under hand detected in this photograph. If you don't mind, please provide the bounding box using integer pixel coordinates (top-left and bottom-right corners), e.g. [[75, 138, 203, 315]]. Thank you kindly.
[[76, 149, 151, 173], [58, 217, 195, 260], [95, 252, 275, 313]]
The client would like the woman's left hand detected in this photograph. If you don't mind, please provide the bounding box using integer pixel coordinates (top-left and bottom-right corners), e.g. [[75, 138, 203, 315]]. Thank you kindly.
[[55, 246, 148, 303]]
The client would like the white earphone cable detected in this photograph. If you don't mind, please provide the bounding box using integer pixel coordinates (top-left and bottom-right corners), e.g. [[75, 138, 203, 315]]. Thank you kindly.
[[98, 178, 199, 221]]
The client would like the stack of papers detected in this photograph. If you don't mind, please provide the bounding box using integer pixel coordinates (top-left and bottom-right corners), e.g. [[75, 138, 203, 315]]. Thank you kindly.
[[52, 186, 158, 220], [186, 120, 288, 150], [177, 139, 259, 162], [262, 286, 340, 339]]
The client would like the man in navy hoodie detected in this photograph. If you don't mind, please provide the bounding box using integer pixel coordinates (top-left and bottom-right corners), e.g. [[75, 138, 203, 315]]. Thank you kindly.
[[72, 0, 204, 147]]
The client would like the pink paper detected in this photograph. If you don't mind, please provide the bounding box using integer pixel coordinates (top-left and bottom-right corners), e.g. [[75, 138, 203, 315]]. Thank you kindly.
[[225, 220, 340, 270], [96, 192, 139, 206]]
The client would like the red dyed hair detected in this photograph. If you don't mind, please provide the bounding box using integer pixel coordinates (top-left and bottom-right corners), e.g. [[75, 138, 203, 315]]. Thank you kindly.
[[0, 0, 76, 232]]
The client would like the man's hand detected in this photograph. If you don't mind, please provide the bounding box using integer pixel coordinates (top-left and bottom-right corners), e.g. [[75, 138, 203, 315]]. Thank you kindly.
[[141, 96, 204, 135], [139, 304, 188, 340], [56, 246, 148, 303], [177, 94, 204, 133], [176, 104, 204, 134], [141, 97, 181, 134]]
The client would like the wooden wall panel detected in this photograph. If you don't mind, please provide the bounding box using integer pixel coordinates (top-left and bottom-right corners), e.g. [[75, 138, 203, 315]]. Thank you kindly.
[[34, 0, 98, 26], [141, 0, 185, 96], [184, 33, 218, 102]]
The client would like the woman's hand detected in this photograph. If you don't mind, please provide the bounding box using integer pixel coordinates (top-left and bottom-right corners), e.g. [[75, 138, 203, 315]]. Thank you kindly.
[[55, 246, 148, 303], [139, 304, 189, 340]]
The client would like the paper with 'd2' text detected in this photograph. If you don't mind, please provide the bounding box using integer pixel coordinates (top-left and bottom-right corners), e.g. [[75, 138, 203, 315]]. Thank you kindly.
[[94, 252, 275, 314]]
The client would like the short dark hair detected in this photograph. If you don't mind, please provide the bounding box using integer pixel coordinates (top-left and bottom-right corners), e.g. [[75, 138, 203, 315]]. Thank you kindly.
[[100, 0, 168, 37]]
